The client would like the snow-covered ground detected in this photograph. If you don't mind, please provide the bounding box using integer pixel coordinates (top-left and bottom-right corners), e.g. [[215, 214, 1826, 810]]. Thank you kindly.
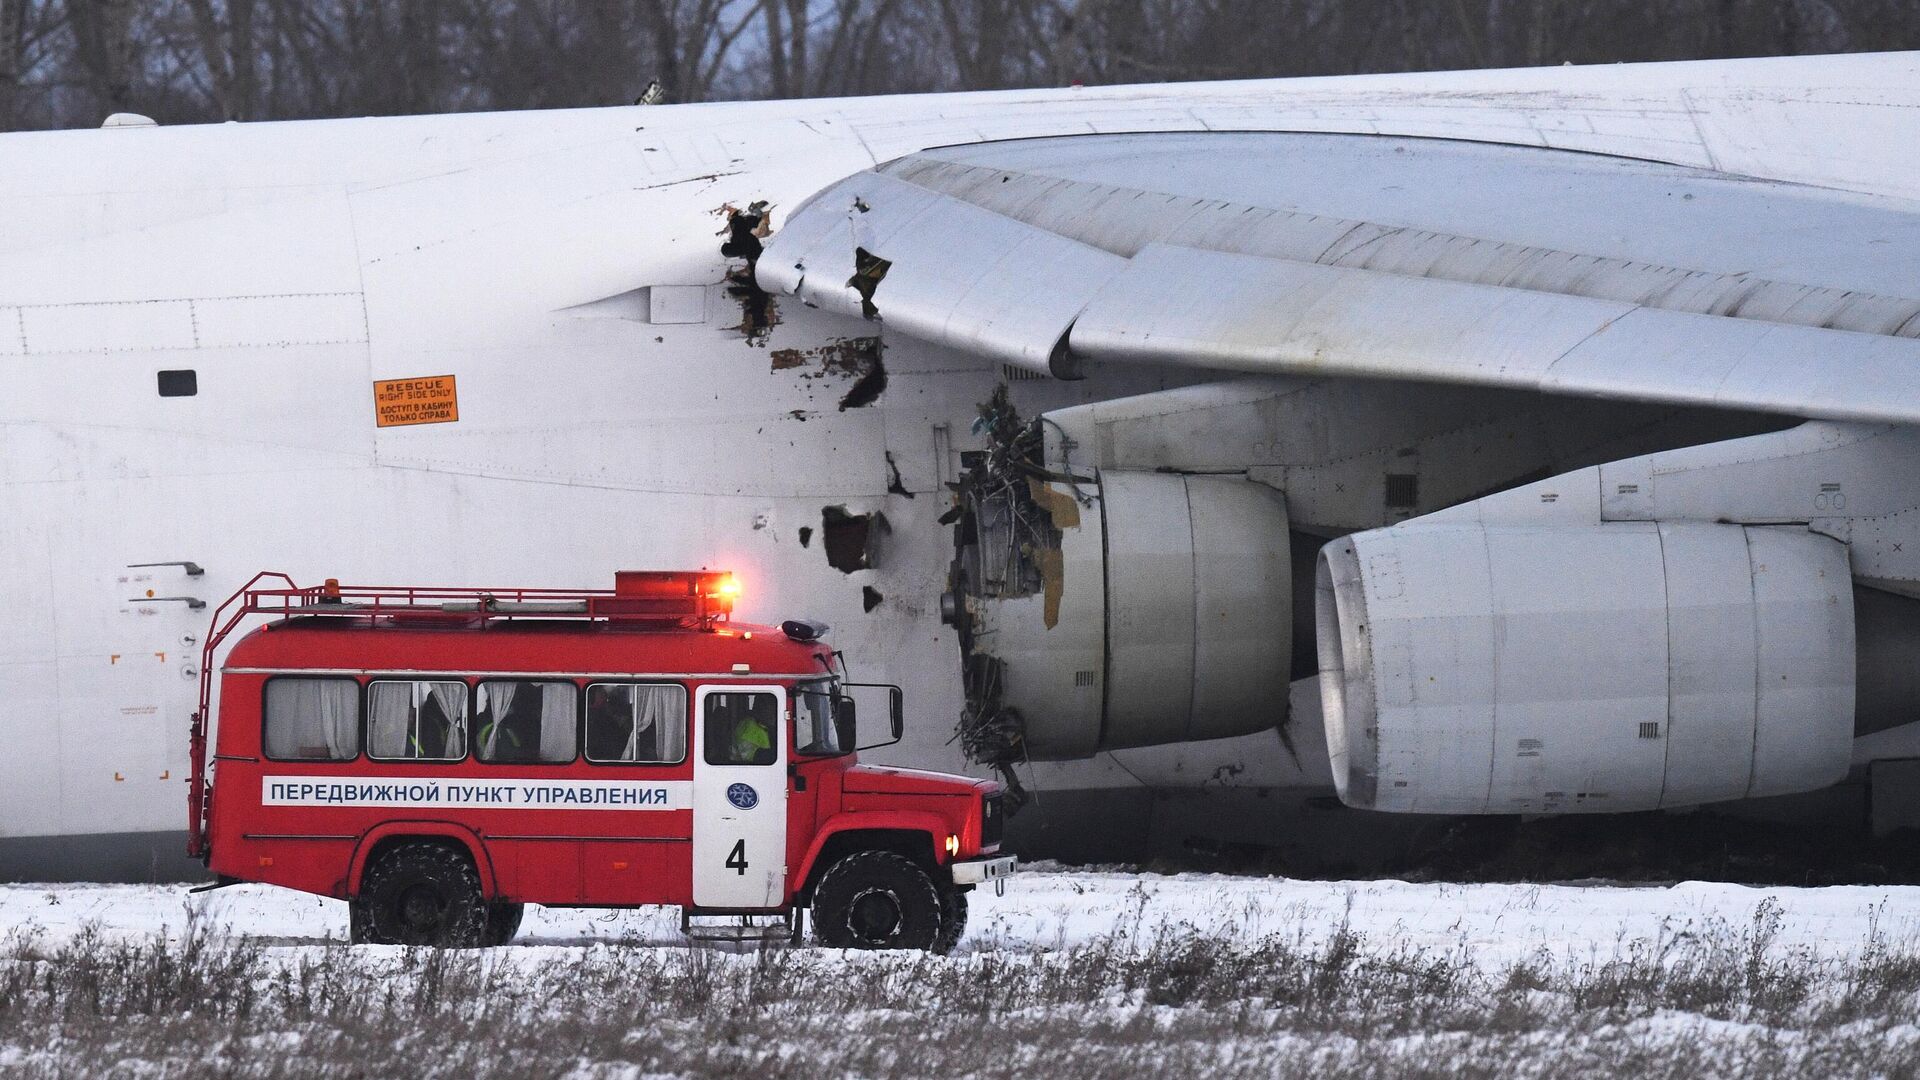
[[4, 869, 1918, 1077], [4, 867, 1915, 970]]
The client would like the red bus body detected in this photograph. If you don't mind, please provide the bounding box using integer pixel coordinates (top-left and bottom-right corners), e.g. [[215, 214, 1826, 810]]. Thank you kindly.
[[192, 573, 1009, 946]]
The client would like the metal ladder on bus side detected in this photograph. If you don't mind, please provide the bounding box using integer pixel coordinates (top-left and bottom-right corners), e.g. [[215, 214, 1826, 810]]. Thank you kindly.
[[680, 907, 804, 946]]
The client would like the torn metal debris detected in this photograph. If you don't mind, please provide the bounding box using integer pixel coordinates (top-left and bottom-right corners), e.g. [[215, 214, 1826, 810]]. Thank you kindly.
[[942, 385, 1095, 806], [837, 351, 887, 410], [718, 200, 770, 263], [885, 452, 914, 498], [768, 336, 887, 410], [847, 246, 891, 319], [947, 386, 1079, 604], [769, 336, 880, 379], [718, 200, 779, 344], [958, 654, 1029, 810]]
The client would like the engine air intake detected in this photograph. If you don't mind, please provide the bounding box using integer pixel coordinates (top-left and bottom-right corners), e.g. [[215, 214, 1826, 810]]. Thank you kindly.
[[950, 468, 1291, 761]]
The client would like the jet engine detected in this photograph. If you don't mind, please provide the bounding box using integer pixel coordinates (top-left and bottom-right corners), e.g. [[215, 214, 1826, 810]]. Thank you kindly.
[[947, 469, 1290, 760], [1315, 521, 1856, 814]]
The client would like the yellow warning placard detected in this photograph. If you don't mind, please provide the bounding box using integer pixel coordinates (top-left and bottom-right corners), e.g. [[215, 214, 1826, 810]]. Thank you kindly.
[[373, 375, 459, 427]]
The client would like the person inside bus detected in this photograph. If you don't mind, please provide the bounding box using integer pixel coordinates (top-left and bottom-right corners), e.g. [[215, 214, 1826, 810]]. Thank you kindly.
[[586, 686, 634, 761], [411, 689, 458, 759], [478, 683, 539, 763], [370, 681, 465, 760], [705, 693, 774, 766], [731, 710, 772, 764]]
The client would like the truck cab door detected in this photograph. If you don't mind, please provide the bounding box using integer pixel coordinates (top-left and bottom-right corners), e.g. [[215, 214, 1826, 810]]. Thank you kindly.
[[692, 685, 787, 908]]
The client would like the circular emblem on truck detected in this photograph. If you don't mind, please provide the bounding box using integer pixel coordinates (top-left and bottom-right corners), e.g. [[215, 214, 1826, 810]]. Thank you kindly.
[[727, 783, 759, 810]]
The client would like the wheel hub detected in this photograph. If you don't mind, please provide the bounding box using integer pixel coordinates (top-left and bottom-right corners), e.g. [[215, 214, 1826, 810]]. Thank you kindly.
[[399, 884, 446, 932], [848, 887, 902, 943]]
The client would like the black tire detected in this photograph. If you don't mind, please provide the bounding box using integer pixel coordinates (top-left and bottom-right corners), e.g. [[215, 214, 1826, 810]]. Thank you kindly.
[[485, 902, 525, 946], [931, 884, 969, 955], [812, 851, 943, 951], [357, 842, 488, 948]]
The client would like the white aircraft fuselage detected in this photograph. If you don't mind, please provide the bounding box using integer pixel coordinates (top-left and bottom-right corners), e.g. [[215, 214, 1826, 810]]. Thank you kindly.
[[3, 52, 1917, 878]]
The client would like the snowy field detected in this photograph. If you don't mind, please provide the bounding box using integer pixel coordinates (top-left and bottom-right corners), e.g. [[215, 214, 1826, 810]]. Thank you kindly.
[[2, 868, 1919, 1076]]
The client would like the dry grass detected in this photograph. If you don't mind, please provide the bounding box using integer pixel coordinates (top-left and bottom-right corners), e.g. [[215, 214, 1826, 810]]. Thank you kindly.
[[1, 900, 1917, 1078]]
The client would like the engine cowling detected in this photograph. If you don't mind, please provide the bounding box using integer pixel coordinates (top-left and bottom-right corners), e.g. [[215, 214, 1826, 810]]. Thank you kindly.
[[950, 469, 1290, 759], [1316, 521, 1855, 814]]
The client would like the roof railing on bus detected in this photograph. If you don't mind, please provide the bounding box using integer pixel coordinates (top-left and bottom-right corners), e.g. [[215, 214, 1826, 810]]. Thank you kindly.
[[186, 569, 736, 858]]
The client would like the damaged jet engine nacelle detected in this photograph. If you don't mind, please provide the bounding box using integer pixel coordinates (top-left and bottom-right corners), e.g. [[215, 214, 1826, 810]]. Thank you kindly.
[[1316, 521, 1856, 814], [951, 469, 1291, 760]]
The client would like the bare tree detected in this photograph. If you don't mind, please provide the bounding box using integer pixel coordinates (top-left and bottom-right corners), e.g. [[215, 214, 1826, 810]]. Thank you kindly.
[[177, 0, 257, 119], [934, 0, 1026, 88], [809, 0, 924, 96], [0, 0, 27, 127], [758, 0, 807, 96], [636, 0, 758, 103], [6, 0, 1920, 131], [66, 0, 138, 116], [747, 0, 933, 98]]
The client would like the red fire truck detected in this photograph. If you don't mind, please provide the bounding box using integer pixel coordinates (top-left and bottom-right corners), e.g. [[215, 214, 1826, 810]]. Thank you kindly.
[[187, 571, 1013, 951]]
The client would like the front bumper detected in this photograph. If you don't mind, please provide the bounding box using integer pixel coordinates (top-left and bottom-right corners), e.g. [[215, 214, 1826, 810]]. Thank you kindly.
[[949, 855, 1017, 886]]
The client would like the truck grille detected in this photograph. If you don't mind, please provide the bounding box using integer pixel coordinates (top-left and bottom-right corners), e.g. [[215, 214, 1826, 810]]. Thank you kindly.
[[981, 792, 1004, 848]]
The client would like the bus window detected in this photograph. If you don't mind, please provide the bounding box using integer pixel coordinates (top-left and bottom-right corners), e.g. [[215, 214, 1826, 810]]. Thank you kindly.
[[584, 683, 687, 765], [476, 680, 578, 764], [263, 678, 359, 761], [368, 680, 469, 761], [704, 691, 779, 766]]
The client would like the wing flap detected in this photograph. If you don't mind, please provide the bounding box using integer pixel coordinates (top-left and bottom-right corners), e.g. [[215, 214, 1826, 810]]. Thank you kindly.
[[1069, 244, 1920, 424]]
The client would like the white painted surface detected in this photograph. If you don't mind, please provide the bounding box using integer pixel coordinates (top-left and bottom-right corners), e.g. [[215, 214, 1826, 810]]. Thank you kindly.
[[691, 686, 787, 908], [646, 285, 708, 325]]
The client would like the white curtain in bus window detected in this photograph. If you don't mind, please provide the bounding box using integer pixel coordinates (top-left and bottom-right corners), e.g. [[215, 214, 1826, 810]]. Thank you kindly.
[[368, 680, 468, 760], [476, 680, 578, 764], [538, 684, 577, 761], [264, 678, 358, 760], [480, 681, 519, 758], [635, 684, 686, 762]]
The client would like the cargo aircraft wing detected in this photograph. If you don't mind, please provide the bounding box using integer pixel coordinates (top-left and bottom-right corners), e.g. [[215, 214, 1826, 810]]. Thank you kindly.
[[760, 128, 1920, 424]]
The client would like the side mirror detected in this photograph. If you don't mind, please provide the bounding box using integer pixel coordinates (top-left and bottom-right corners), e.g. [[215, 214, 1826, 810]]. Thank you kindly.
[[834, 697, 857, 753], [843, 682, 904, 751]]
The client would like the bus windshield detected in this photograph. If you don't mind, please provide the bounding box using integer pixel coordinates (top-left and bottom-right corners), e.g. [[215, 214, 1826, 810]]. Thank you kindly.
[[795, 679, 848, 756]]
